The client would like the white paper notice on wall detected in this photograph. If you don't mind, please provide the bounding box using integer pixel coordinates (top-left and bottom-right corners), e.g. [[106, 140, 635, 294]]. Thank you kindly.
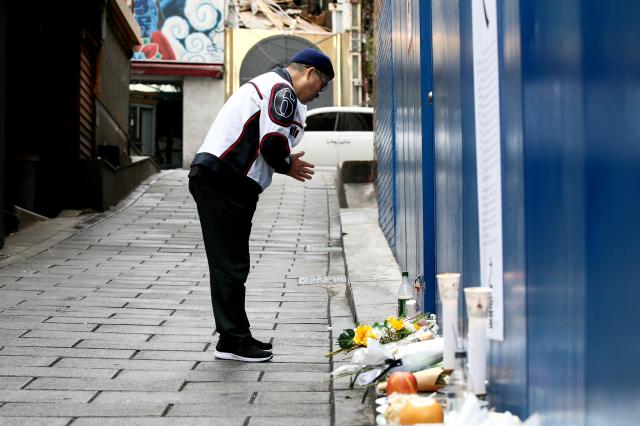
[[472, 0, 504, 341]]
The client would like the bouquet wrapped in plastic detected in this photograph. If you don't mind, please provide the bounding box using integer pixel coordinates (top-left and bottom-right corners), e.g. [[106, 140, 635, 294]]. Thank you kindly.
[[328, 314, 438, 358], [331, 337, 444, 387]]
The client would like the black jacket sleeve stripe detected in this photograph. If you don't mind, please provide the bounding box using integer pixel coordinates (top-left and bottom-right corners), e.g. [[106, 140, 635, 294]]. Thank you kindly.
[[219, 111, 261, 175], [220, 111, 260, 160], [260, 132, 291, 174]]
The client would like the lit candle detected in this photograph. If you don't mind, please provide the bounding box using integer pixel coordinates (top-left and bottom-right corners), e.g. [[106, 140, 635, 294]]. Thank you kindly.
[[436, 273, 461, 370], [464, 287, 492, 395]]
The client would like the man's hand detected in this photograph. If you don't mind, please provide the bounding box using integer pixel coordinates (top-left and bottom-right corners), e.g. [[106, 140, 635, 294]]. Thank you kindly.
[[287, 152, 315, 182]]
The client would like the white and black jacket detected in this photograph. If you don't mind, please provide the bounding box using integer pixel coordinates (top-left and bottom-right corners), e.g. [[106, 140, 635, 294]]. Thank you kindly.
[[192, 68, 307, 192]]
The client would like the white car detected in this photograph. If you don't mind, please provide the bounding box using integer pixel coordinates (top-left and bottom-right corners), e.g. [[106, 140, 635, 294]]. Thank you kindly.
[[294, 106, 374, 167]]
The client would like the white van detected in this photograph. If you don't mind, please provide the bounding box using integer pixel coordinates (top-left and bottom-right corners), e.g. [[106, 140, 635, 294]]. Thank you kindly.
[[294, 106, 374, 167]]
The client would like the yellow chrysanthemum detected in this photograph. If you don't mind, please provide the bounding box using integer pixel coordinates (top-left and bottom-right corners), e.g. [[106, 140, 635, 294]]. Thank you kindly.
[[386, 316, 405, 331], [353, 324, 377, 346], [413, 323, 421, 330]]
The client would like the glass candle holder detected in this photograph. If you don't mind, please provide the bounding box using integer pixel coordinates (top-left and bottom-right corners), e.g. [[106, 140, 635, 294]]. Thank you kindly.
[[464, 287, 492, 395], [436, 272, 460, 370]]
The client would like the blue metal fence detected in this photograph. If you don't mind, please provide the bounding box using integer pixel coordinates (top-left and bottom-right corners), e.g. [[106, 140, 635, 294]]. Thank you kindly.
[[392, 0, 425, 281], [521, 2, 640, 424], [419, 1, 437, 315], [375, 0, 640, 423], [374, 0, 396, 252]]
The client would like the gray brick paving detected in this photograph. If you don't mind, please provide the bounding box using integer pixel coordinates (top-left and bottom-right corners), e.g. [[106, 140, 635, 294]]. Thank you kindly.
[[27, 377, 185, 392], [167, 403, 331, 417], [112, 369, 263, 383], [74, 339, 207, 352], [54, 358, 196, 370], [0, 356, 58, 367], [0, 367, 117, 379], [146, 334, 216, 343], [183, 381, 330, 393], [195, 362, 328, 372], [0, 418, 72, 426], [72, 418, 246, 426], [92, 391, 251, 404], [22, 330, 153, 341], [254, 391, 330, 404], [0, 390, 96, 403], [0, 347, 136, 359], [249, 418, 330, 426], [0, 402, 167, 416], [0, 376, 33, 389], [0, 170, 373, 425]]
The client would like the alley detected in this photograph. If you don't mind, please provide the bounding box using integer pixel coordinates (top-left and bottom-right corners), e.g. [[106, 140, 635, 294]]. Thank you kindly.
[[0, 170, 373, 425]]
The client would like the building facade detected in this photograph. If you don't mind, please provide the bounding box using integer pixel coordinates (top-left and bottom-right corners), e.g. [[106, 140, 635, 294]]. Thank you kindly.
[[130, 0, 366, 169], [1, 0, 157, 241]]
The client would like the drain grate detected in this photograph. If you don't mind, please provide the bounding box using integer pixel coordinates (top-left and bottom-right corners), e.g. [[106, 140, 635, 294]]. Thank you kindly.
[[298, 275, 347, 285]]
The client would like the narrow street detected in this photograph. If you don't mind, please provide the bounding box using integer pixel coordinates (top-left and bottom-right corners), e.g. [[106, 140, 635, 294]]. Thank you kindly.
[[0, 170, 373, 425]]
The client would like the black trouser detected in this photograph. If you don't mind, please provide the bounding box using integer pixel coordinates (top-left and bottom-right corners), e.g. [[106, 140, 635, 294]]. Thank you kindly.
[[189, 168, 259, 344]]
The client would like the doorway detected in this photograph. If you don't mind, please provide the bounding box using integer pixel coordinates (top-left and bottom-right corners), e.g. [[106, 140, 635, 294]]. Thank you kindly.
[[129, 82, 183, 169]]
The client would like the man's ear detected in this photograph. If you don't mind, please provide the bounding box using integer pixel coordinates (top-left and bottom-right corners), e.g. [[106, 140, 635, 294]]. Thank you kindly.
[[306, 67, 315, 80]]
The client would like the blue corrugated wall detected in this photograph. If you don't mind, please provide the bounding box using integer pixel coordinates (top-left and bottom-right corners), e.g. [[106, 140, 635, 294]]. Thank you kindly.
[[520, 1, 586, 422], [458, 0, 528, 415], [581, 4, 640, 423], [391, 0, 424, 282], [419, 2, 437, 315], [521, 2, 640, 424], [374, 0, 396, 252], [376, 0, 640, 423], [376, 0, 437, 314]]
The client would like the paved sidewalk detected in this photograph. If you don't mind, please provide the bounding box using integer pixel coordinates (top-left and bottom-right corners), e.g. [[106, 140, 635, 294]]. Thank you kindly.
[[0, 170, 374, 426]]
